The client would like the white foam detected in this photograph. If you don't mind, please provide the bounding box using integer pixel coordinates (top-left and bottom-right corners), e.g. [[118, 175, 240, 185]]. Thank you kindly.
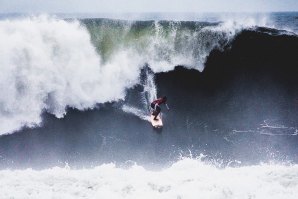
[[0, 16, 141, 135], [121, 105, 150, 121], [0, 158, 297, 199]]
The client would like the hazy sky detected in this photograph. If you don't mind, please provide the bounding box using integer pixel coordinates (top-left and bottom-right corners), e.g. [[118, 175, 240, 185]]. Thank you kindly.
[[0, 0, 297, 13]]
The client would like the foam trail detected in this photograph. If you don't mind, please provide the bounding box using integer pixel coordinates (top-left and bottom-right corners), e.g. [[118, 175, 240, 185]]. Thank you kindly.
[[121, 105, 150, 121], [121, 69, 156, 121], [0, 158, 297, 199], [142, 68, 157, 109]]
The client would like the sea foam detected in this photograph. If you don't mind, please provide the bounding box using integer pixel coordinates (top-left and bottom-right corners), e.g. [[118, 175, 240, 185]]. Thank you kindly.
[[0, 16, 140, 135], [0, 158, 297, 199]]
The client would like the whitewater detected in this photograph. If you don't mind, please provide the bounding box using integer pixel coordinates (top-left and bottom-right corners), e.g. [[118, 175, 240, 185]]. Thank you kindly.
[[0, 16, 141, 134], [0, 13, 298, 199], [1, 158, 298, 199]]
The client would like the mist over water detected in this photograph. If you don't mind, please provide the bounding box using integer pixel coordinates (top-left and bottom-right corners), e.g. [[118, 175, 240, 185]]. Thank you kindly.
[[0, 13, 298, 198]]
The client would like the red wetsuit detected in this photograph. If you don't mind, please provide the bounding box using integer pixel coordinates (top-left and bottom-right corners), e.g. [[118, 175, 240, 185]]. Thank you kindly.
[[151, 98, 167, 118], [152, 98, 166, 105]]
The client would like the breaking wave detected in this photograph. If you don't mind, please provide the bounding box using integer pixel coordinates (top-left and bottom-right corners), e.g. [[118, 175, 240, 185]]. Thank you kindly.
[[0, 15, 296, 135]]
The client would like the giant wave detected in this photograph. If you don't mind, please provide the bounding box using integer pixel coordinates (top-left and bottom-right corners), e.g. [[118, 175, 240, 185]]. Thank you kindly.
[[0, 14, 289, 135]]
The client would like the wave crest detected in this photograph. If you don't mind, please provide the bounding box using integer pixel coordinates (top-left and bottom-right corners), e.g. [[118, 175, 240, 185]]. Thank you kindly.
[[0, 16, 140, 135]]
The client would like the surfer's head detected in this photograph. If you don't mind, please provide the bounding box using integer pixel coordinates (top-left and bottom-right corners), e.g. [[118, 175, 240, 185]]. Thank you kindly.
[[162, 96, 167, 102]]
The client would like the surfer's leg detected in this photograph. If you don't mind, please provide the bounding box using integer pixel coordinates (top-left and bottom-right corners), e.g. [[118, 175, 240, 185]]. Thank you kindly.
[[151, 103, 155, 115], [154, 106, 161, 120], [150, 103, 155, 109]]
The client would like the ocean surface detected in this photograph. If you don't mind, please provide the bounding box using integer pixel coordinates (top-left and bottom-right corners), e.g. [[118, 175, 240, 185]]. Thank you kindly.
[[0, 12, 298, 198]]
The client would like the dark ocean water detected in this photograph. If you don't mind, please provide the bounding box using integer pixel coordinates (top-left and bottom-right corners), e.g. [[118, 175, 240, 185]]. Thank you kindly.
[[0, 12, 297, 170]]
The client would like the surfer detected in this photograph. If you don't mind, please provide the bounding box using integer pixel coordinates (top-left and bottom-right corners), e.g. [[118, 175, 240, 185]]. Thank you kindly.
[[151, 96, 169, 120]]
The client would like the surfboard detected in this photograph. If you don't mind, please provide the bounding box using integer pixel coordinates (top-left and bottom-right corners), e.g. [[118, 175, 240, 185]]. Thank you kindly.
[[150, 114, 163, 128]]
